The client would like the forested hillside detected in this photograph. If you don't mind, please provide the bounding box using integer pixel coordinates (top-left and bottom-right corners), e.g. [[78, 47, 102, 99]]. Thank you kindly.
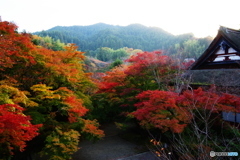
[[34, 23, 212, 60]]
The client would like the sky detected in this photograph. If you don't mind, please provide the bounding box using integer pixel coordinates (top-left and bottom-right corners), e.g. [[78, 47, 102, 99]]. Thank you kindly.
[[1, 0, 240, 38]]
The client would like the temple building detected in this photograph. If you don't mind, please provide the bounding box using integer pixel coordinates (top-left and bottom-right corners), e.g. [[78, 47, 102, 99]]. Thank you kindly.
[[189, 26, 240, 123], [190, 26, 240, 70]]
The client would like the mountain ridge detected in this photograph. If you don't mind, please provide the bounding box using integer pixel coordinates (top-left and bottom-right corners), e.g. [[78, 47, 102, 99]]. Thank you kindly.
[[33, 23, 176, 51], [33, 23, 211, 58]]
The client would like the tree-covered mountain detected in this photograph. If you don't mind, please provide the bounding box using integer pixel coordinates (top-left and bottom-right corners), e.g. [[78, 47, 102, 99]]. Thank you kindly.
[[34, 23, 212, 59]]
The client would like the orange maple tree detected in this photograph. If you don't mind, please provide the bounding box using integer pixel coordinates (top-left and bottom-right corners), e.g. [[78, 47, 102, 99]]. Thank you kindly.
[[0, 21, 36, 70]]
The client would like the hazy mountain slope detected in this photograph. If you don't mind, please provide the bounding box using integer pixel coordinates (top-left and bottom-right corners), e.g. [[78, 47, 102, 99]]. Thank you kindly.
[[34, 23, 176, 51], [34, 23, 212, 59]]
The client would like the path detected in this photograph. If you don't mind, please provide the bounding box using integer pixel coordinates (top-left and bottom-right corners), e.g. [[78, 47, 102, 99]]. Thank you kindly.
[[72, 123, 159, 160]]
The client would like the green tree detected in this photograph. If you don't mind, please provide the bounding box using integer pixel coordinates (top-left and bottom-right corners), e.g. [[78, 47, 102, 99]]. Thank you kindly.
[[32, 35, 66, 51], [109, 59, 123, 69]]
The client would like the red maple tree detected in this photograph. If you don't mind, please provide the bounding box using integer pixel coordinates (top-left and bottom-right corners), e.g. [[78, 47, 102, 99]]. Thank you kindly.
[[0, 104, 42, 155]]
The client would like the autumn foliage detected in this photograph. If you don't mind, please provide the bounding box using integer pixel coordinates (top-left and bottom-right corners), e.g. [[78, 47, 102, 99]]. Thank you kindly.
[[95, 49, 240, 132], [178, 87, 240, 113], [124, 51, 178, 90], [0, 104, 42, 155], [0, 21, 36, 70], [1, 19, 240, 159], [131, 88, 240, 133], [0, 21, 103, 159], [93, 49, 240, 158], [93, 51, 181, 122], [132, 90, 190, 133]]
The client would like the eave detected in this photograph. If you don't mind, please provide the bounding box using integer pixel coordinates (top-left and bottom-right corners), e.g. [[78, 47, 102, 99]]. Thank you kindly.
[[190, 26, 240, 70]]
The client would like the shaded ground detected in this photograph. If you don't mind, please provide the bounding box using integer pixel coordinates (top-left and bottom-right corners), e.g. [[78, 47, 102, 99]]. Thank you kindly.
[[72, 123, 159, 160]]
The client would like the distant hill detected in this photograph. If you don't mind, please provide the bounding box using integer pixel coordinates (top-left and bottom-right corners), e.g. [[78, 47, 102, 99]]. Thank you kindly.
[[84, 56, 109, 72], [34, 23, 212, 59]]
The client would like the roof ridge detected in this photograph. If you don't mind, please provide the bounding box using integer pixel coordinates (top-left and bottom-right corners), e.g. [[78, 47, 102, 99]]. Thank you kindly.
[[219, 26, 240, 34]]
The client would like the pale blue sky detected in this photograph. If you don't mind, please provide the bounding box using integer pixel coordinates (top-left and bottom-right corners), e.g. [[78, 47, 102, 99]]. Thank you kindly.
[[1, 0, 239, 37]]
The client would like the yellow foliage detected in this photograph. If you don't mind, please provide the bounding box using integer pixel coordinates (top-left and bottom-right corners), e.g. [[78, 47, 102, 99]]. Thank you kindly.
[[0, 84, 38, 107], [30, 84, 55, 99], [41, 127, 81, 160], [30, 84, 64, 102]]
